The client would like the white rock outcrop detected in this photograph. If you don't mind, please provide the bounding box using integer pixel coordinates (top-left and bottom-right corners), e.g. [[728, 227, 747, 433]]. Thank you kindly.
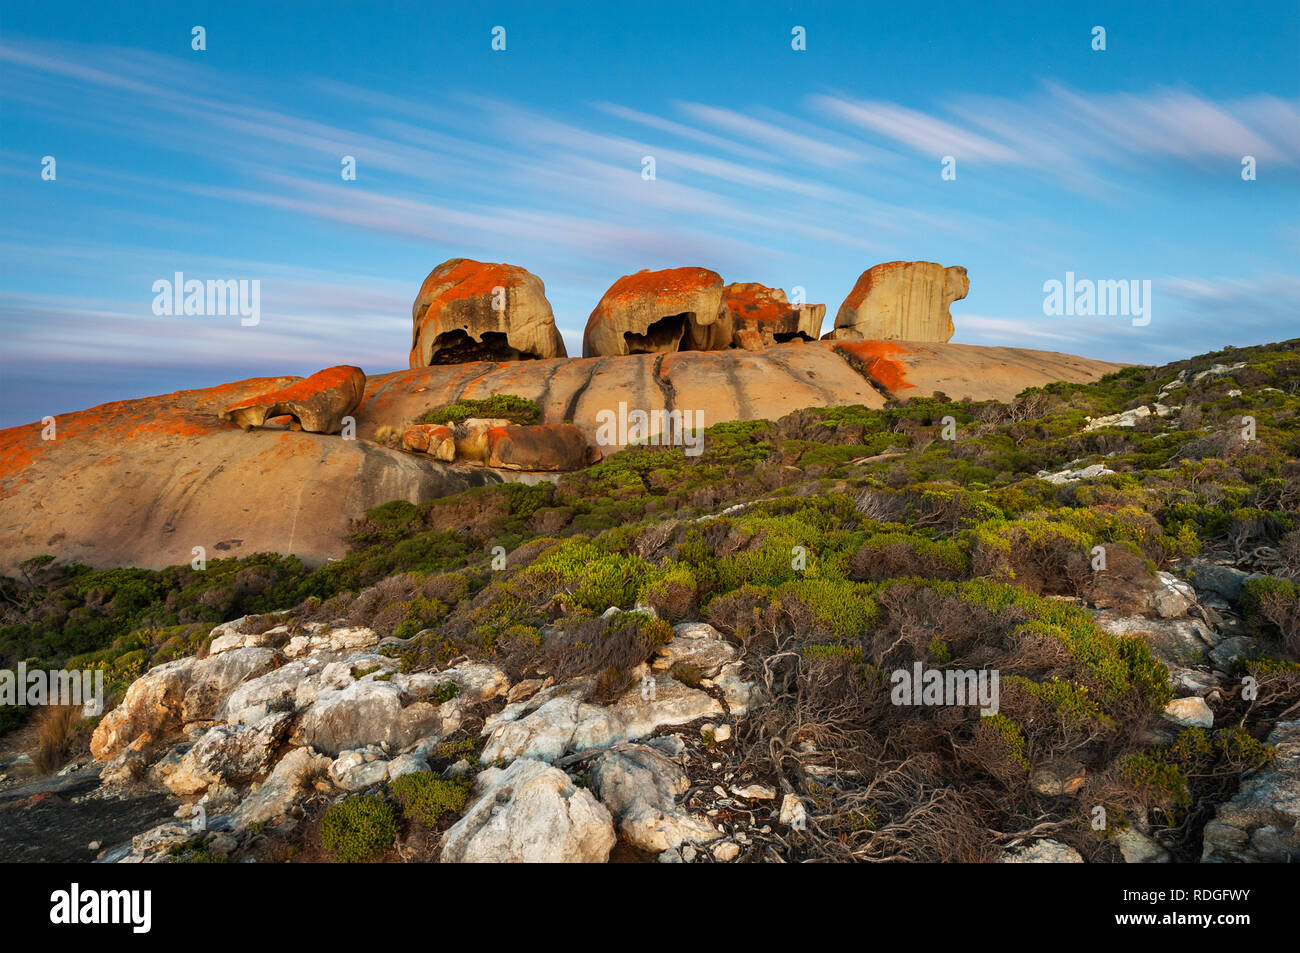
[[439, 758, 616, 863]]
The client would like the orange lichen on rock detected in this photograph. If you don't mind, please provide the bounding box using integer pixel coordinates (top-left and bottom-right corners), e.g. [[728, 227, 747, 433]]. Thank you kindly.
[[124, 416, 218, 440], [401, 423, 456, 460], [221, 366, 366, 434], [0, 428, 39, 484], [583, 267, 732, 357], [410, 258, 566, 367], [724, 282, 825, 350], [832, 340, 915, 395], [0, 382, 281, 489], [599, 267, 719, 310], [224, 366, 361, 411]]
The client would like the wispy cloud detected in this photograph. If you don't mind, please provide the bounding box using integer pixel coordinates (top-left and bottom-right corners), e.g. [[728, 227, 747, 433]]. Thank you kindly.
[[814, 84, 1300, 179]]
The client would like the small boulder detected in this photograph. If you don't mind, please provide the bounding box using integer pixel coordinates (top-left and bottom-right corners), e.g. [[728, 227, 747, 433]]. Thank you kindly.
[[231, 746, 332, 831], [164, 713, 292, 796], [1116, 828, 1171, 863], [296, 677, 441, 756], [1163, 696, 1215, 728], [401, 424, 456, 461], [779, 793, 807, 829], [1030, 759, 1087, 797], [329, 750, 391, 791], [998, 839, 1084, 863], [652, 621, 738, 678], [480, 676, 726, 764], [484, 424, 596, 472], [1182, 559, 1268, 601], [712, 841, 741, 862], [589, 743, 720, 852]]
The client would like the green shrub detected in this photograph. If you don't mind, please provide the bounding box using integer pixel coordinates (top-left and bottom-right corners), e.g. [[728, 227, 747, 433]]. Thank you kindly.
[[320, 795, 399, 862], [1122, 726, 1273, 811], [1240, 576, 1299, 639], [983, 713, 1030, 770], [417, 394, 540, 426], [389, 772, 471, 827], [520, 539, 648, 612], [777, 578, 879, 642], [393, 596, 449, 640], [0, 705, 31, 735]]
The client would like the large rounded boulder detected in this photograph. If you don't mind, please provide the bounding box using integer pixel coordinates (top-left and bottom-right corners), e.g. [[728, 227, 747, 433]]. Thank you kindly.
[[583, 267, 732, 358], [409, 258, 567, 367], [826, 261, 969, 343], [723, 282, 825, 350]]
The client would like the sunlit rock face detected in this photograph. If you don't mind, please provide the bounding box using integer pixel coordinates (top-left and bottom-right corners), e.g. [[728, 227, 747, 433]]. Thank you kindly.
[[723, 282, 825, 350], [409, 258, 567, 367], [826, 261, 969, 344], [0, 340, 1121, 574], [220, 365, 366, 434], [582, 267, 733, 358]]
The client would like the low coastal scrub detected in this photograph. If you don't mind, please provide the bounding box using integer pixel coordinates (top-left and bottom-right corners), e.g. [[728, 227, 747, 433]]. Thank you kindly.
[[320, 795, 399, 863]]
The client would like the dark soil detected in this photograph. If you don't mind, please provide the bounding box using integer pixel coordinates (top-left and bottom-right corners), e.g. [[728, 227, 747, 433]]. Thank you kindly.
[[0, 767, 178, 863]]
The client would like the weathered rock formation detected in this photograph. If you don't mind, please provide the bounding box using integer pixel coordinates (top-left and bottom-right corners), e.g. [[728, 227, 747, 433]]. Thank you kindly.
[[0, 376, 507, 572], [0, 341, 1122, 573], [723, 283, 825, 350], [410, 258, 567, 367], [590, 742, 721, 852], [827, 261, 969, 343], [220, 365, 366, 434], [484, 424, 596, 471], [583, 267, 732, 357]]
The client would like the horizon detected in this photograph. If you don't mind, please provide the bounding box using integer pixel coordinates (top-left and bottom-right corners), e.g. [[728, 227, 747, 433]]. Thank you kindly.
[[2, 0, 1298, 428]]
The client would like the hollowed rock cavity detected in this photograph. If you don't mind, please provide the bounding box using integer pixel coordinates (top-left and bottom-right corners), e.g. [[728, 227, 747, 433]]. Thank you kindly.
[[624, 313, 690, 354], [428, 330, 527, 365], [584, 267, 731, 357]]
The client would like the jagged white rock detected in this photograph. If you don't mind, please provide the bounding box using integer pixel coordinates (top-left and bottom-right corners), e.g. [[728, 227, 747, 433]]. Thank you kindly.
[[439, 758, 616, 863], [589, 743, 720, 851]]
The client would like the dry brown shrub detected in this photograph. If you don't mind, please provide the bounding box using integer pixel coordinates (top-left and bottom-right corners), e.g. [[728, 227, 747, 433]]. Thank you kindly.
[[30, 705, 85, 775], [847, 540, 965, 582]]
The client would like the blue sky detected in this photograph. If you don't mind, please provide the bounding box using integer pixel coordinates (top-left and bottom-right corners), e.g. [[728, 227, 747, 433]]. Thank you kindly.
[[1, 0, 1298, 427]]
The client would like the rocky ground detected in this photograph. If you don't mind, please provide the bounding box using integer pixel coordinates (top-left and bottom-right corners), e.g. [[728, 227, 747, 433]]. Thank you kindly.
[[1, 538, 1294, 865]]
